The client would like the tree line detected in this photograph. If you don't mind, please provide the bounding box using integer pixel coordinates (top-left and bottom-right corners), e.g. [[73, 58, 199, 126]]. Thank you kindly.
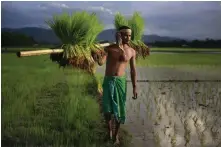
[[148, 39, 221, 48], [2, 31, 221, 48], [2, 32, 37, 47]]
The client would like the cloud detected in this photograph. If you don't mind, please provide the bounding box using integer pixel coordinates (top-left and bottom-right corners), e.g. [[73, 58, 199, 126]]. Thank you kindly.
[[2, 1, 221, 39], [87, 6, 114, 15], [49, 3, 69, 9], [135, 1, 221, 39], [37, 2, 70, 10], [104, 24, 115, 30]]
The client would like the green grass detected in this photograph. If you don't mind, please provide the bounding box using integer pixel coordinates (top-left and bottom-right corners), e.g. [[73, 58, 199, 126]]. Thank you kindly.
[[150, 47, 221, 51], [3, 47, 221, 52], [2, 45, 55, 49], [2, 47, 56, 51], [137, 53, 221, 67], [2, 53, 131, 147]]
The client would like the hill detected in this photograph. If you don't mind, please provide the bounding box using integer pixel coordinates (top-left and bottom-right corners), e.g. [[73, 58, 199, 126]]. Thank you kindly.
[[2, 27, 182, 45]]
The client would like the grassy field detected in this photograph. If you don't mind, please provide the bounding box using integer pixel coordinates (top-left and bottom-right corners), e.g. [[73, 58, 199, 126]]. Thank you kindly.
[[137, 53, 221, 67], [1, 53, 131, 147], [2, 49, 221, 146], [2, 47, 221, 52], [1, 45, 55, 50], [150, 47, 221, 51]]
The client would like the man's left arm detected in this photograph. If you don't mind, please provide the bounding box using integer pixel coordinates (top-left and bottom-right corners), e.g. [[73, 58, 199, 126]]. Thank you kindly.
[[130, 50, 137, 98]]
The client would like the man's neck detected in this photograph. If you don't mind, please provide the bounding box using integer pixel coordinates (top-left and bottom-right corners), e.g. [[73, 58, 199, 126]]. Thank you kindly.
[[122, 43, 129, 47]]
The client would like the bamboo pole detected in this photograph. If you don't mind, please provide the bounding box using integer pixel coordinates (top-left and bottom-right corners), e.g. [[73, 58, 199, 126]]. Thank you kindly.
[[17, 49, 63, 57], [17, 42, 115, 57]]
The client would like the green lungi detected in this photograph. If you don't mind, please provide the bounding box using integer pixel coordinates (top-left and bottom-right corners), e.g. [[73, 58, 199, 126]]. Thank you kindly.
[[102, 75, 127, 124]]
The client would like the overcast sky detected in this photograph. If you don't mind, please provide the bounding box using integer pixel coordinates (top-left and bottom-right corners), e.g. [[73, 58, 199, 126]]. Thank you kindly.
[[1, 1, 221, 40]]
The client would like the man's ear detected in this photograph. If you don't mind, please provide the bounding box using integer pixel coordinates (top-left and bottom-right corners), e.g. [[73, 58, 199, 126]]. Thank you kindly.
[[116, 32, 122, 45], [116, 32, 121, 39]]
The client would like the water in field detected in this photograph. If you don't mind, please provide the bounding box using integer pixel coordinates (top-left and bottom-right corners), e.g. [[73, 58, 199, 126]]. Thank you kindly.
[[122, 67, 221, 147]]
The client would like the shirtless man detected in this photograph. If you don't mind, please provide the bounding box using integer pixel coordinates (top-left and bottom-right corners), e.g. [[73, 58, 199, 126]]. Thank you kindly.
[[98, 26, 137, 145]]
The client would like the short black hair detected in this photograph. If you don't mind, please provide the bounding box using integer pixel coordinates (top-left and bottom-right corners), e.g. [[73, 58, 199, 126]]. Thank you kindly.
[[118, 26, 131, 31]]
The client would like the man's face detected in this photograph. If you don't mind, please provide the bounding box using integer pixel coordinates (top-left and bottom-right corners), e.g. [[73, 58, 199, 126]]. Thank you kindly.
[[120, 31, 131, 44]]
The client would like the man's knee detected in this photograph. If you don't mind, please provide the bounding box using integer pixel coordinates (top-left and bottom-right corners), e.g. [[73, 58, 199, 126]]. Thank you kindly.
[[104, 112, 112, 121]]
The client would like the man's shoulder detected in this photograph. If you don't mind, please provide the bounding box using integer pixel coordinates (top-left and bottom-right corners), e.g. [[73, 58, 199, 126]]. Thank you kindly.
[[129, 46, 136, 55], [105, 44, 118, 51], [108, 44, 118, 48]]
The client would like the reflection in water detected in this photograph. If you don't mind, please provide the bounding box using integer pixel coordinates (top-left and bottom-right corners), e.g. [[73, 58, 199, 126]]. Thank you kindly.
[[125, 82, 221, 147]]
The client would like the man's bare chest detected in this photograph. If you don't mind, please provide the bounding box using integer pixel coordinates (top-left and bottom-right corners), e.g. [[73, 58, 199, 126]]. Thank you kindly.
[[109, 48, 132, 62]]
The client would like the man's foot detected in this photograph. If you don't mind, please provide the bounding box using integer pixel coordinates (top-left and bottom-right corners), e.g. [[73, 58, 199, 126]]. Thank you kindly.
[[109, 131, 113, 140], [113, 135, 120, 146]]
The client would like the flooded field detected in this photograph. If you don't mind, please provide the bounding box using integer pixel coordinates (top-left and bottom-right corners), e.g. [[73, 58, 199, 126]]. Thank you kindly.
[[97, 67, 221, 147], [97, 66, 221, 147], [125, 81, 221, 147], [124, 67, 221, 147]]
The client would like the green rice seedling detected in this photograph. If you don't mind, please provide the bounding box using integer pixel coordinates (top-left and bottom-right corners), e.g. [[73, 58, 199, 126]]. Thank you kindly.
[[114, 12, 149, 59], [171, 124, 177, 147], [184, 119, 191, 147], [174, 104, 178, 116], [142, 118, 145, 126], [114, 12, 129, 30], [179, 116, 185, 125], [199, 132, 206, 147], [149, 112, 153, 121], [154, 96, 158, 105], [163, 126, 167, 135], [169, 116, 173, 126], [216, 141, 221, 147], [153, 131, 161, 147], [193, 116, 198, 126], [184, 110, 189, 119], [46, 11, 104, 74], [136, 111, 140, 120], [130, 100, 133, 109], [164, 102, 169, 116], [210, 126, 219, 142], [154, 119, 159, 126], [145, 101, 150, 119], [137, 101, 141, 112], [171, 134, 177, 147], [159, 97, 162, 105], [2, 54, 116, 146], [158, 114, 163, 122], [156, 107, 162, 122], [174, 123, 178, 135]]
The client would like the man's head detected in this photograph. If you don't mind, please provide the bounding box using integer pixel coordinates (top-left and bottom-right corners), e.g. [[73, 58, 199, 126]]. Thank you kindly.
[[117, 26, 132, 44]]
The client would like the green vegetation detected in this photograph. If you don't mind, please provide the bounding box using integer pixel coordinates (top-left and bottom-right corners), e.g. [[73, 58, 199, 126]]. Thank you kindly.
[[114, 12, 149, 59], [46, 11, 105, 74], [2, 31, 36, 47], [150, 39, 221, 48], [150, 47, 221, 51], [136, 53, 221, 67], [2, 53, 131, 147]]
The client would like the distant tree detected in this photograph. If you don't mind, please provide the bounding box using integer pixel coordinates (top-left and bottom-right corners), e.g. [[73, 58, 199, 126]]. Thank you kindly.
[[148, 38, 221, 48], [2, 31, 36, 47]]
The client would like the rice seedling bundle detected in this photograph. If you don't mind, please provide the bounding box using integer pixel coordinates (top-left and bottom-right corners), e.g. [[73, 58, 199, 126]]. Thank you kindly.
[[114, 12, 150, 59], [46, 11, 105, 74]]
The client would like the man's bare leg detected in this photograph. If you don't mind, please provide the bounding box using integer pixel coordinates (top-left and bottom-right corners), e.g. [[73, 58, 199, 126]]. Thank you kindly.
[[114, 119, 121, 144], [104, 113, 113, 140]]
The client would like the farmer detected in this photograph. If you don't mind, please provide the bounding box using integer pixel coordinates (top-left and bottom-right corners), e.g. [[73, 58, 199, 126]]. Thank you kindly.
[[98, 25, 138, 145]]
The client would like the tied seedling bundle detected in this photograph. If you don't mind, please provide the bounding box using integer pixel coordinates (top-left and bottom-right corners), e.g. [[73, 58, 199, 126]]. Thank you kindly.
[[114, 12, 150, 59], [46, 11, 106, 74]]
